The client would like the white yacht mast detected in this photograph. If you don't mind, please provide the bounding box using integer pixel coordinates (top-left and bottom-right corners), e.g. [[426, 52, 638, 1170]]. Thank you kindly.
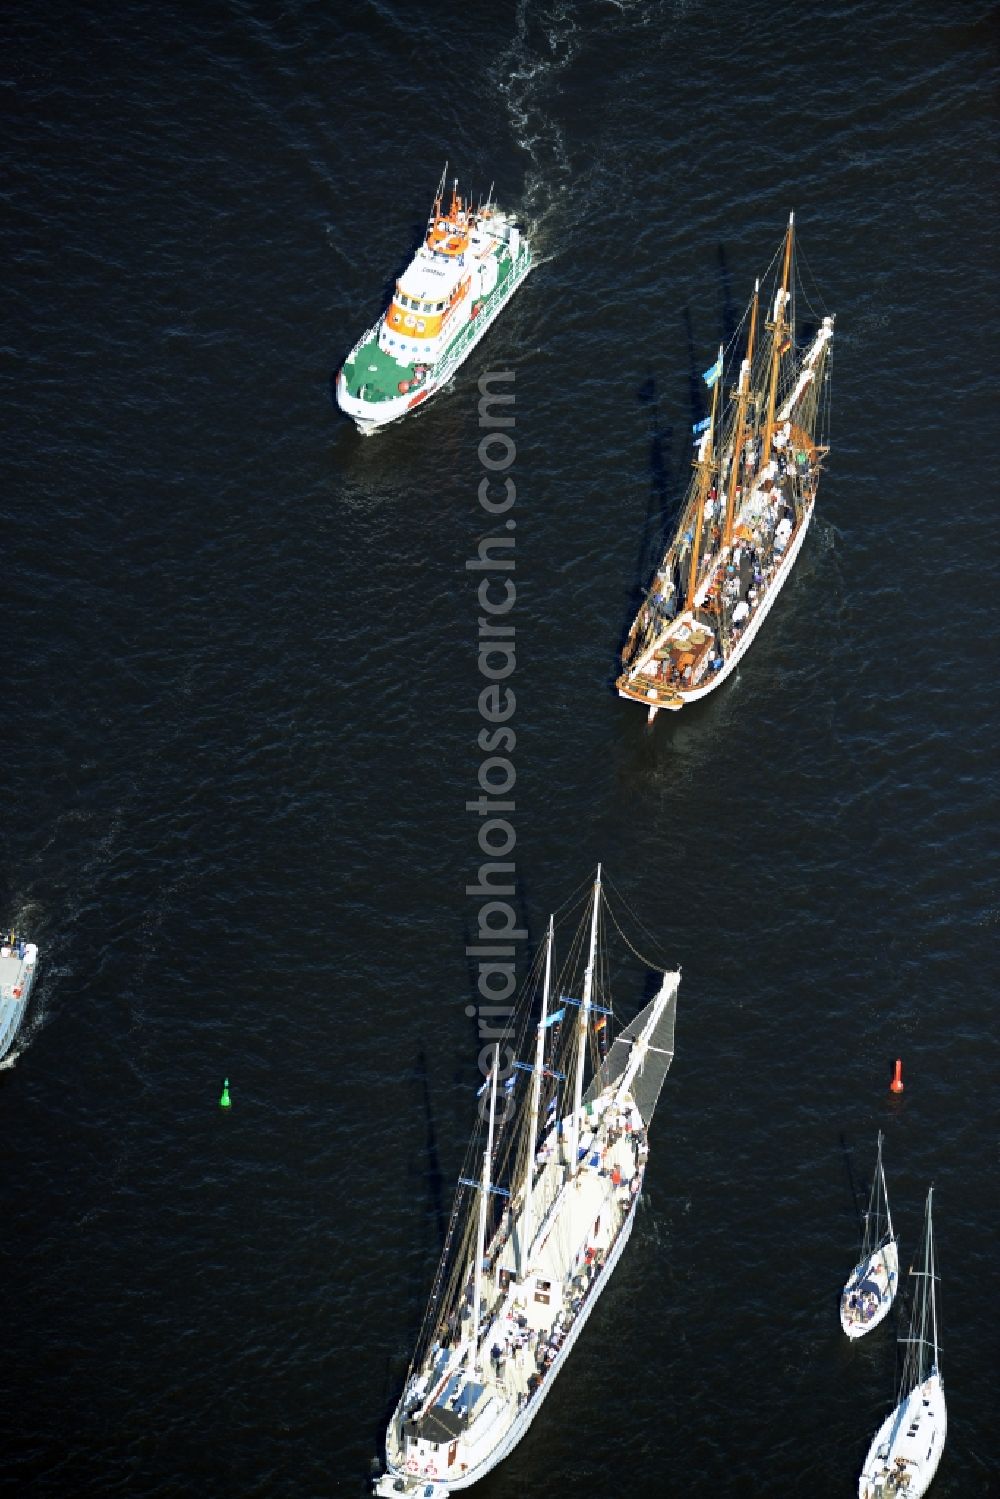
[[878, 1132, 895, 1243], [472, 1054, 499, 1373], [927, 1188, 939, 1365], [570, 865, 601, 1178], [519, 915, 553, 1277]]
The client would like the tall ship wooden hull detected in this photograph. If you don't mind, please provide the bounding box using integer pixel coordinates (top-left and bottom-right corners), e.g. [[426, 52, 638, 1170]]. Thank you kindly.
[[0, 934, 38, 1063], [374, 871, 678, 1497], [617, 215, 834, 721], [336, 169, 532, 435]]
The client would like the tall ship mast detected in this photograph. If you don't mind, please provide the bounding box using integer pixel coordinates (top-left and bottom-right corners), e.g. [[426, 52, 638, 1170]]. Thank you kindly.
[[336, 165, 532, 434], [373, 869, 680, 1496], [858, 1188, 947, 1497], [617, 215, 835, 721]]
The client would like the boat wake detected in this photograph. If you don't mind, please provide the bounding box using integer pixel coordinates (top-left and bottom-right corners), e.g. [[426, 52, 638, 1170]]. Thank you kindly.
[[494, 1, 685, 262], [491, 1, 583, 257]]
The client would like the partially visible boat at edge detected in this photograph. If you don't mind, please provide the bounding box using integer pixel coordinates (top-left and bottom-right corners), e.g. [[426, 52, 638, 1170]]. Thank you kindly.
[[617, 213, 834, 721], [373, 867, 679, 1496], [0, 931, 39, 1062], [841, 1130, 899, 1339], [858, 1188, 947, 1499], [337, 165, 532, 434]]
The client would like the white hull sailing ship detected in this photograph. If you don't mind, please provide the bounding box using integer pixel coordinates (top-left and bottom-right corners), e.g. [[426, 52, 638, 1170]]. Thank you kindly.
[[841, 1132, 899, 1340], [858, 1189, 947, 1499], [374, 868, 679, 1497], [337, 167, 532, 434], [617, 215, 835, 721], [0, 932, 39, 1063]]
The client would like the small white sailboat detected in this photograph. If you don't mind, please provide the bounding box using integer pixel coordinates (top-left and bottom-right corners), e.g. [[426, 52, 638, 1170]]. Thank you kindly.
[[858, 1188, 947, 1499], [841, 1131, 899, 1339]]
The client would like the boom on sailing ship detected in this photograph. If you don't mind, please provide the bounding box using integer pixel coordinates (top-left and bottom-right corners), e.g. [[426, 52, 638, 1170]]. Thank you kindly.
[[336, 165, 532, 435], [373, 868, 679, 1497], [617, 214, 835, 721]]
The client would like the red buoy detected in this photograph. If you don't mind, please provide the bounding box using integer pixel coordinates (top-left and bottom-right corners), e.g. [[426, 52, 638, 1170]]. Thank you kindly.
[[890, 1058, 904, 1094]]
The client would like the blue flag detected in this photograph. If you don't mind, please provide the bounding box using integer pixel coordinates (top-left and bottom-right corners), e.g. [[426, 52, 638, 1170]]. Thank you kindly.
[[692, 416, 711, 435], [703, 355, 723, 388], [542, 1006, 566, 1029]]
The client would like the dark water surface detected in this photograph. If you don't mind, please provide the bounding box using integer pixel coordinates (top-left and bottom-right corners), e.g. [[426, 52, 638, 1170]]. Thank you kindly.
[[3, 2, 998, 1495]]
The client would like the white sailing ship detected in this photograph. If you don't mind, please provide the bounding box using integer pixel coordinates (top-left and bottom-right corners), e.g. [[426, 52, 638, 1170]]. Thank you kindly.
[[858, 1188, 947, 1499], [841, 1131, 899, 1339], [617, 214, 834, 721], [0, 931, 39, 1062], [373, 867, 679, 1497]]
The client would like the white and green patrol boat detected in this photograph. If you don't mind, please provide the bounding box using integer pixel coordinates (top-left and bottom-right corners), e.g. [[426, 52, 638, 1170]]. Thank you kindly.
[[0, 932, 38, 1063], [336, 168, 532, 434]]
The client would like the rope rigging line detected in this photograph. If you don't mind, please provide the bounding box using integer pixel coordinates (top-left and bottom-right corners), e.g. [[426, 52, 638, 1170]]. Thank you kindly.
[[602, 874, 677, 974]]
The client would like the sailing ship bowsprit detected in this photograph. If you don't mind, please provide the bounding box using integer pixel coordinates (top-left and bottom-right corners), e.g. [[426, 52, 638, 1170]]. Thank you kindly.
[[617, 214, 835, 721], [373, 868, 679, 1497]]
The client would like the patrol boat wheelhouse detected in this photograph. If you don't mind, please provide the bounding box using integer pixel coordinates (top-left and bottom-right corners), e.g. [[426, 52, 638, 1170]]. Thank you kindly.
[[337, 168, 532, 434], [373, 868, 679, 1496], [0, 932, 39, 1062]]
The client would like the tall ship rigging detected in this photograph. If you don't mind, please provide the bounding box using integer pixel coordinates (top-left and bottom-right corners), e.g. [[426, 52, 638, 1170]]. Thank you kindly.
[[373, 868, 679, 1497], [336, 166, 532, 434], [617, 214, 835, 721]]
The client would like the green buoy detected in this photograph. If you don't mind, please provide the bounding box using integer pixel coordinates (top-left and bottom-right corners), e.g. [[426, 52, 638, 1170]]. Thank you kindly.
[[220, 1077, 231, 1109]]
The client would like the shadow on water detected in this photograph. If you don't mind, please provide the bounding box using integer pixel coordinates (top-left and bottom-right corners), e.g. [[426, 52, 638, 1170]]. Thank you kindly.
[[415, 1043, 448, 1246], [716, 242, 740, 350], [839, 1130, 866, 1241], [373, 1043, 453, 1469], [613, 374, 676, 664]]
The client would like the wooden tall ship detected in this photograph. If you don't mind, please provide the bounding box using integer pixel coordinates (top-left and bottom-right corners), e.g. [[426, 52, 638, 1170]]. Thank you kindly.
[[374, 868, 679, 1496], [617, 215, 834, 721]]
